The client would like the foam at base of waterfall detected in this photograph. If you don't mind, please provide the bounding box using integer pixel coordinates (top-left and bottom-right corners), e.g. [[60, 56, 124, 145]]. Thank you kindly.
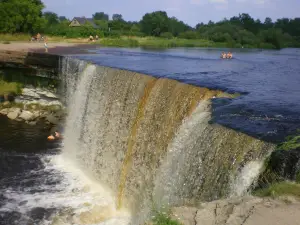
[[0, 153, 131, 225]]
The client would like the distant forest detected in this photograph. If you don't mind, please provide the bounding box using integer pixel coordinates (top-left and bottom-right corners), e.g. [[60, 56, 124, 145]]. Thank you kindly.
[[1, 0, 300, 49]]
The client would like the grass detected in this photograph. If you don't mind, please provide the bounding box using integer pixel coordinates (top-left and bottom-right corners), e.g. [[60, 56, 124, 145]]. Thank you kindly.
[[277, 134, 300, 151], [254, 182, 300, 199], [0, 33, 31, 42], [152, 212, 182, 225], [0, 79, 23, 95], [0, 33, 262, 49], [96, 36, 224, 49]]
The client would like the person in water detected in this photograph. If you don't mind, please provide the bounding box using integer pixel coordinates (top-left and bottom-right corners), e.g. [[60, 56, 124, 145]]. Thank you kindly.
[[47, 131, 62, 141], [227, 52, 233, 59], [221, 52, 226, 59]]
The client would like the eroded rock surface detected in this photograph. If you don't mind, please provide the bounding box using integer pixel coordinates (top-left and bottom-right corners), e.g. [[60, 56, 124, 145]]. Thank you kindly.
[[171, 196, 300, 225]]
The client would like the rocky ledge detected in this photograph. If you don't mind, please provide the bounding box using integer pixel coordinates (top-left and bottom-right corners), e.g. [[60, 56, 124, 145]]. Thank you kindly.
[[170, 196, 300, 225], [0, 86, 66, 125]]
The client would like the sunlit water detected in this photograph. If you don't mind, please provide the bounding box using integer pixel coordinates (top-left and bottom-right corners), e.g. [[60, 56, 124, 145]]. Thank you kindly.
[[73, 47, 300, 142]]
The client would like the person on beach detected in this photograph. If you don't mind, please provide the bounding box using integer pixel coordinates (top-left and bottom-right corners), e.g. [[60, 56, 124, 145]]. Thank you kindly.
[[89, 35, 94, 42], [44, 37, 48, 53]]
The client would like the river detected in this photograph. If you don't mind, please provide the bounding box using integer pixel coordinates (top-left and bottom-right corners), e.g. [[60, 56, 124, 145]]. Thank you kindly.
[[0, 47, 299, 225]]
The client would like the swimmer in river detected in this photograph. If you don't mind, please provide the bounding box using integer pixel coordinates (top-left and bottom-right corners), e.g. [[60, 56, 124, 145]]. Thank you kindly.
[[221, 52, 226, 59], [47, 131, 62, 141]]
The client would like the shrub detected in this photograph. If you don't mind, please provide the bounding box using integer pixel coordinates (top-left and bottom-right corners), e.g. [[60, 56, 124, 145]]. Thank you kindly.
[[160, 32, 173, 39]]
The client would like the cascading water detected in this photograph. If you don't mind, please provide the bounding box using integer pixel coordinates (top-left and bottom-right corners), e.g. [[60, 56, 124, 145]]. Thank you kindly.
[[58, 57, 275, 224]]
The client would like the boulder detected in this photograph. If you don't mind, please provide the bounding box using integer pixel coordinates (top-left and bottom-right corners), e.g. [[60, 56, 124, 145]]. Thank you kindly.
[[22, 88, 40, 98], [19, 110, 34, 121], [0, 108, 9, 115], [46, 114, 59, 124], [7, 108, 21, 120]]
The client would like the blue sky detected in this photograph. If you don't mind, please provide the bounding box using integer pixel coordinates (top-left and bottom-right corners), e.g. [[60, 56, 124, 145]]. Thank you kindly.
[[43, 0, 300, 26]]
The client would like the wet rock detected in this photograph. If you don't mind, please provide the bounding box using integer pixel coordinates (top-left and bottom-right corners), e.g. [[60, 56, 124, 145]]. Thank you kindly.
[[26, 121, 37, 126], [0, 108, 9, 115], [268, 149, 300, 181], [22, 88, 40, 98], [7, 108, 21, 120], [19, 110, 34, 121], [32, 111, 41, 120], [46, 114, 59, 124]]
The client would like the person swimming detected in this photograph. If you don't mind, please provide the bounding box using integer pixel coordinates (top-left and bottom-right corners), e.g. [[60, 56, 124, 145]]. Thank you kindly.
[[47, 131, 62, 141], [221, 52, 226, 59]]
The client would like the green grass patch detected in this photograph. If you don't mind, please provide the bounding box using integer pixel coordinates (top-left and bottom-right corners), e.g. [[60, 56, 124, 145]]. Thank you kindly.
[[152, 212, 182, 225], [0, 79, 23, 95], [277, 134, 300, 151], [0, 102, 24, 110], [98, 38, 139, 47], [96, 36, 221, 49], [0, 33, 31, 42], [254, 182, 300, 198]]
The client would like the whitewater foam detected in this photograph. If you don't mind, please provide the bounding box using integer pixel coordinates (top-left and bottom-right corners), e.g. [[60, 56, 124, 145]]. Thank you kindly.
[[0, 152, 131, 225]]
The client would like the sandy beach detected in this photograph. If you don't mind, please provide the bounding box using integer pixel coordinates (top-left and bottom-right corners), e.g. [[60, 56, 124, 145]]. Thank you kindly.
[[0, 42, 99, 54]]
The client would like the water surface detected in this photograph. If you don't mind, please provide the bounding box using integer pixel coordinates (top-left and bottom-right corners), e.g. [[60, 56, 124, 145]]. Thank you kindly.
[[72, 47, 300, 142]]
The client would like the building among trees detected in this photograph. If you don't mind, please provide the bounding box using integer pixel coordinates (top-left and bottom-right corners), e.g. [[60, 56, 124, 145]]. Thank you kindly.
[[69, 17, 98, 28]]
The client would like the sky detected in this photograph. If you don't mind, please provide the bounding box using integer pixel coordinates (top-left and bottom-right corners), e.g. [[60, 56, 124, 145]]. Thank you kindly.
[[43, 0, 300, 26]]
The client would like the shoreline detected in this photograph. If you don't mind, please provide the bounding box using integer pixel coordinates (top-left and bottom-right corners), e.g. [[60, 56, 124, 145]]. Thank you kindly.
[[0, 42, 100, 55]]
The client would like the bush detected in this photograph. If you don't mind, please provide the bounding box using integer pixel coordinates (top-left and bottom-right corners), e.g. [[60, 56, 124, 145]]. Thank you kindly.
[[178, 31, 200, 39], [152, 212, 182, 225], [0, 79, 23, 95], [160, 32, 173, 39], [44, 24, 103, 38]]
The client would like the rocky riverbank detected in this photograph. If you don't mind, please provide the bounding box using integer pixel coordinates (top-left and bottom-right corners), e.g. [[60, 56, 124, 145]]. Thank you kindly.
[[170, 196, 300, 225], [0, 85, 66, 125]]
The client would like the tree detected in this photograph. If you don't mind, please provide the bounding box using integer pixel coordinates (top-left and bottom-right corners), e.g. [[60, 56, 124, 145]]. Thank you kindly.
[[140, 11, 169, 36], [93, 12, 109, 21], [264, 17, 273, 28], [0, 0, 45, 33], [43, 11, 59, 26], [168, 17, 190, 36], [59, 16, 68, 22], [112, 14, 123, 21]]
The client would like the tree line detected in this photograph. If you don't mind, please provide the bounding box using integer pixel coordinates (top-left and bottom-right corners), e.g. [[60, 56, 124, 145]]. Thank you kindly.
[[1, 0, 300, 49]]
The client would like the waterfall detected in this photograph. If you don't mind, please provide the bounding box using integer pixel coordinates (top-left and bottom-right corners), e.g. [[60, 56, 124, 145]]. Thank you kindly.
[[59, 57, 275, 224]]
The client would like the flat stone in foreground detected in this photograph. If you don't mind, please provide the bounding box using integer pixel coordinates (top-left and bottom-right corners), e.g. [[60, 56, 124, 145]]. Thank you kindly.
[[171, 196, 300, 225]]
